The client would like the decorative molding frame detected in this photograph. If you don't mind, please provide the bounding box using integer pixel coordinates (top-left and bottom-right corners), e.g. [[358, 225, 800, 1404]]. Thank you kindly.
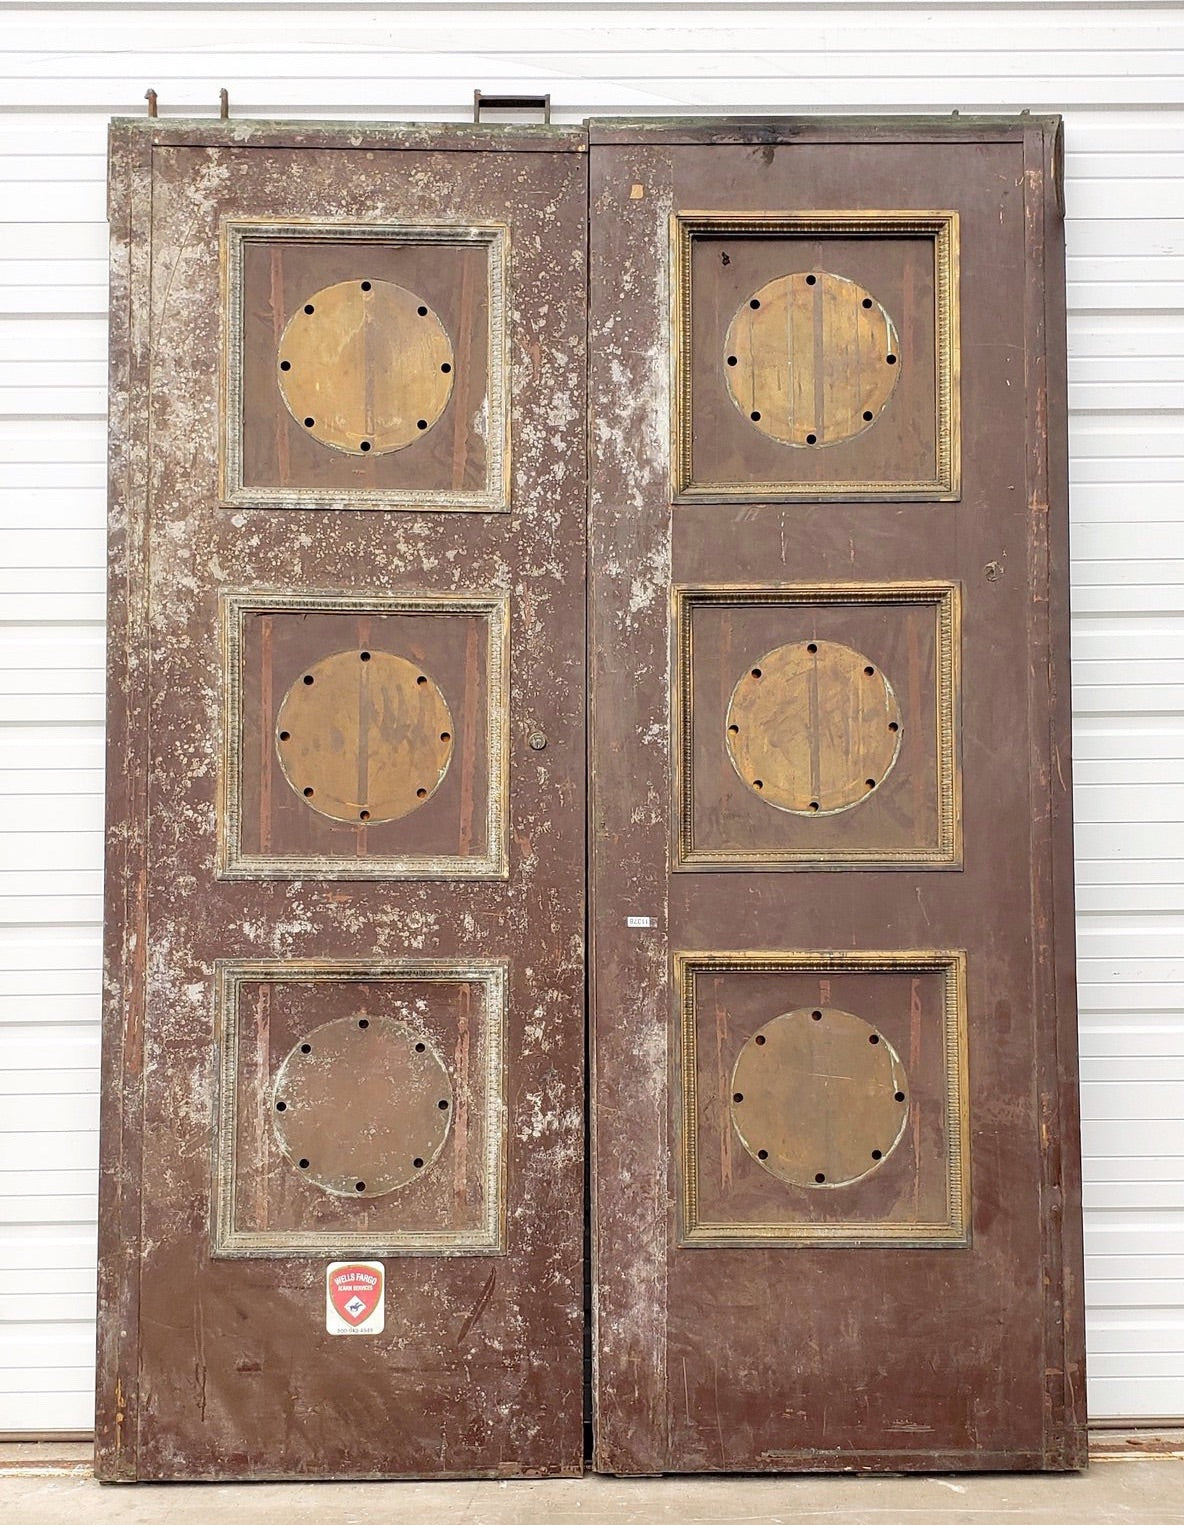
[[220, 218, 510, 512], [675, 949, 971, 1248], [673, 580, 962, 870], [670, 210, 961, 502], [218, 588, 511, 881], [212, 958, 507, 1257]]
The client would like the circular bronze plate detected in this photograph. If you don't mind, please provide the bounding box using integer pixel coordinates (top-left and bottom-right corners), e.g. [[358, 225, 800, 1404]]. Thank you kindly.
[[276, 649, 454, 825], [724, 271, 900, 447], [272, 1014, 453, 1197], [277, 279, 454, 455], [731, 1007, 909, 1188], [726, 639, 902, 815]]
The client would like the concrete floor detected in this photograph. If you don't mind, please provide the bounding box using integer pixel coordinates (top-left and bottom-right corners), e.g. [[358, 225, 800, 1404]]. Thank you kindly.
[[1, 1442, 1183, 1524]]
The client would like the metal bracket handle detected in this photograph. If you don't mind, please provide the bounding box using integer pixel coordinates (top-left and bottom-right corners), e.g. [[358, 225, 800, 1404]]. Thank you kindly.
[[473, 91, 551, 124]]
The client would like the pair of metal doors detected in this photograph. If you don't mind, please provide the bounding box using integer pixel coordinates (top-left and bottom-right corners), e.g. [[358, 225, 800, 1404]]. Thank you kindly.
[[98, 114, 1084, 1480]]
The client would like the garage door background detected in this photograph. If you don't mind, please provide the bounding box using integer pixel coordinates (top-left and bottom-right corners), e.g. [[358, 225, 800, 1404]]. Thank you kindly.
[[1, 0, 1182, 1432]]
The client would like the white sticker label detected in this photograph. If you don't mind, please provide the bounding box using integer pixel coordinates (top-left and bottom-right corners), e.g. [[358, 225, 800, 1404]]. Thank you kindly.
[[626, 916, 656, 929], [326, 1261, 385, 1335]]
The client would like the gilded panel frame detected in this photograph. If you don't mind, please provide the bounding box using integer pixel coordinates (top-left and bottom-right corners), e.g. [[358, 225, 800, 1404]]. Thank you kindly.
[[673, 580, 962, 871], [671, 211, 961, 502], [211, 957, 508, 1257], [220, 218, 510, 512], [675, 948, 971, 1248], [217, 588, 511, 881]]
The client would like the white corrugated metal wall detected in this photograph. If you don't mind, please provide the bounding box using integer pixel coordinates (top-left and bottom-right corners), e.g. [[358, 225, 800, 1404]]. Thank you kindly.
[[1, 0, 1182, 1433]]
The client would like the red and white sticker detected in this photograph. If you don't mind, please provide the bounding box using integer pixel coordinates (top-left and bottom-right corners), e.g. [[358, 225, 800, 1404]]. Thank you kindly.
[[326, 1261, 385, 1335]]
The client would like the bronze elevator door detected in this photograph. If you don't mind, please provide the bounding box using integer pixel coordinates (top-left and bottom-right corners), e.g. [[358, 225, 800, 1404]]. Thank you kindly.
[[587, 117, 1085, 1472], [99, 121, 588, 1480]]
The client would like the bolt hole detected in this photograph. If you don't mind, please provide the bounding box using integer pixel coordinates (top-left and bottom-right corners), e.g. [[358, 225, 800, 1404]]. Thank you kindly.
[[303, 304, 315, 315], [275, 1100, 287, 1112], [754, 1034, 766, 1046], [359, 810, 370, 821], [749, 298, 761, 309], [895, 1091, 906, 1103], [360, 440, 372, 452], [889, 721, 900, 733], [441, 362, 452, 373], [415, 1042, 426, 1053], [303, 417, 315, 428], [807, 642, 818, 653], [726, 354, 738, 366], [413, 1157, 425, 1169], [360, 280, 371, 291], [438, 1099, 449, 1110], [862, 297, 873, 309], [733, 1092, 744, 1104], [279, 730, 290, 741], [805, 273, 817, 286], [872, 1149, 883, 1160], [863, 410, 874, 422], [358, 1018, 369, 1029], [869, 1034, 880, 1045], [279, 359, 291, 372], [416, 418, 428, 430], [815, 1173, 826, 1184], [303, 787, 314, 798], [300, 1043, 311, 1054], [355, 1181, 366, 1192], [757, 1149, 769, 1160], [359, 650, 371, 662], [298, 1159, 309, 1169], [808, 801, 820, 812], [417, 305, 428, 316], [886, 353, 898, 365], [806, 433, 818, 445], [812, 1010, 823, 1020]]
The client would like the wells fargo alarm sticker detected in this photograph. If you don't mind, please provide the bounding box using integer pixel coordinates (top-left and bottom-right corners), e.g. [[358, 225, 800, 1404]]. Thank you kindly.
[[326, 1261, 385, 1335]]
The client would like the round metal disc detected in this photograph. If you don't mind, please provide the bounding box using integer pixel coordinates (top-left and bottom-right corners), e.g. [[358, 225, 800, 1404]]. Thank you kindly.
[[271, 1014, 453, 1197], [276, 648, 454, 826], [724, 271, 900, 448], [731, 1007, 909, 1188], [277, 279, 454, 455], [726, 639, 902, 815]]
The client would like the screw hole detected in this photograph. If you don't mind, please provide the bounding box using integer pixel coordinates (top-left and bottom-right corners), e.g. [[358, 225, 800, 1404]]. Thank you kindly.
[[805, 433, 818, 445], [359, 809, 370, 821], [815, 1173, 826, 1184], [413, 1157, 425, 1169], [359, 650, 371, 662], [886, 353, 898, 365], [755, 1034, 766, 1046], [303, 787, 314, 798], [275, 1100, 287, 1112], [869, 1034, 880, 1045], [812, 1010, 823, 1020], [889, 721, 900, 733], [416, 418, 428, 430], [279, 730, 290, 741], [862, 297, 873, 309], [865, 778, 876, 790], [895, 1091, 906, 1102], [806, 642, 817, 653], [438, 1099, 449, 1110], [805, 273, 817, 286], [441, 362, 452, 373], [752, 779, 763, 790], [416, 674, 427, 685], [298, 1159, 309, 1169], [416, 787, 428, 799], [417, 305, 428, 316], [757, 1149, 769, 1160], [864, 666, 875, 677], [303, 674, 314, 685], [279, 359, 291, 372], [440, 730, 451, 741], [863, 410, 874, 422], [872, 1149, 883, 1160], [751, 667, 762, 679], [360, 280, 371, 291], [304, 304, 315, 315], [727, 723, 739, 735], [726, 354, 738, 366], [360, 439, 372, 452], [355, 1181, 366, 1192], [749, 298, 761, 309], [808, 801, 820, 812], [357, 1018, 370, 1029], [733, 1092, 744, 1104], [303, 417, 315, 428], [415, 1042, 426, 1053], [300, 1043, 311, 1054]]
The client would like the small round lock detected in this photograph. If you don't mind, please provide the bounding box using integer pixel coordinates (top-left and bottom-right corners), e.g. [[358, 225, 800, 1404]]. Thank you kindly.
[[528, 731, 548, 752]]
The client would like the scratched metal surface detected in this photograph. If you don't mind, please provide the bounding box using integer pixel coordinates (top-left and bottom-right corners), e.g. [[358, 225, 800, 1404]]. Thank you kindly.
[[588, 120, 1085, 1473], [99, 123, 588, 1480]]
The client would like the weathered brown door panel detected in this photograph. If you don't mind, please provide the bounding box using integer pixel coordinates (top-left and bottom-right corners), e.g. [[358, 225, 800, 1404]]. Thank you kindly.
[[99, 122, 587, 1480], [588, 118, 1084, 1473]]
